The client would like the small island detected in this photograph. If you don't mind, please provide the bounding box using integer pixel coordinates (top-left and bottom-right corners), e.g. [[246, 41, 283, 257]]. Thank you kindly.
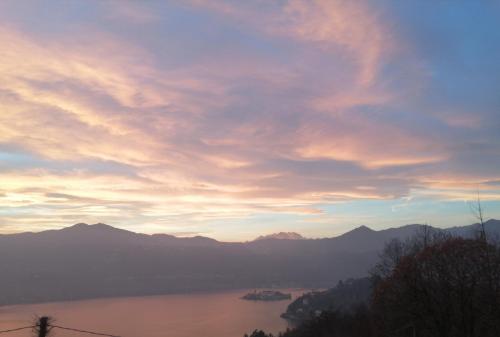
[[242, 290, 292, 301]]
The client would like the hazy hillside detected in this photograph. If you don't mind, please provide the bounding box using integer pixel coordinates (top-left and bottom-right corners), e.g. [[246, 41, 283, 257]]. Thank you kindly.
[[282, 277, 372, 322], [0, 220, 498, 306]]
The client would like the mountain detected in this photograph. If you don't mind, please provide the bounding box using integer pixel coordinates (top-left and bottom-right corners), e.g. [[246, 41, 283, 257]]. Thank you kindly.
[[255, 232, 305, 241], [0, 220, 498, 306], [445, 219, 500, 238]]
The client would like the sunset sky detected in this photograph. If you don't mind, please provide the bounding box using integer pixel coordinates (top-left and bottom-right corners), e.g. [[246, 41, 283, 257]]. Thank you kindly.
[[1, 0, 499, 240]]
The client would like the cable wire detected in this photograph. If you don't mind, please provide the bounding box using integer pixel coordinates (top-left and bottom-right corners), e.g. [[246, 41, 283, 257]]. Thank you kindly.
[[0, 326, 35, 334], [50, 324, 121, 337]]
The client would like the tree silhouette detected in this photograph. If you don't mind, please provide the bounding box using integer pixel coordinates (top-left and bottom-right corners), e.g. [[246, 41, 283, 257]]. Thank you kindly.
[[372, 238, 500, 337]]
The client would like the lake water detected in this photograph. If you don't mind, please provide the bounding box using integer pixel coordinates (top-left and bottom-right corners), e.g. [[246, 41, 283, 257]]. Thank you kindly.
[[0, 289, 306, 337]]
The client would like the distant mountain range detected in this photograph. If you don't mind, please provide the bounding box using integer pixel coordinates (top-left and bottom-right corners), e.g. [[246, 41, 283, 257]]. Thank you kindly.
[[0, 220, 498, 306], [255, 232, 305, 241]]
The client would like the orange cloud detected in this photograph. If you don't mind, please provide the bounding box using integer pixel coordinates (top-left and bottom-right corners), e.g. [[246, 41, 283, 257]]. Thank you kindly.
[[281, 0, 390, 86], [0, 25, 228, 166], [188, 0, 392, 86], [294, 114, 448, 169]]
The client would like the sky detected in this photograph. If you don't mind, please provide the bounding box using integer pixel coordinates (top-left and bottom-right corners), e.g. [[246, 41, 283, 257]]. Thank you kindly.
[[0, 0, 500, 241]]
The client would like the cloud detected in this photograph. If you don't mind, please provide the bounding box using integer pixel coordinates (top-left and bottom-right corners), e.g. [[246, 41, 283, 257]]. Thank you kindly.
[[281, 0, 390, 86], [0, 1, 499, 238], [101, 1, 159, 24], [188, 0, 393, 86], [294, 113, 448, 169]]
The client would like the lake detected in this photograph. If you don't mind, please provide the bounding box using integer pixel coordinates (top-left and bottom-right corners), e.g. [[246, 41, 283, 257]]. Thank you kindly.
[[0, 289, 306, 337]]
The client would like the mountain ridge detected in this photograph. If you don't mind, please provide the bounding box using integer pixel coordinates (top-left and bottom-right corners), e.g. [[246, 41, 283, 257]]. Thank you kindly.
[[2, 219, 499, 242], [0, 219, 498, 306]]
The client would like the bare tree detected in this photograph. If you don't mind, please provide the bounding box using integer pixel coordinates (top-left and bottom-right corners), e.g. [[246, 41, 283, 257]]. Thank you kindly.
[[470, 192, 487, 242]]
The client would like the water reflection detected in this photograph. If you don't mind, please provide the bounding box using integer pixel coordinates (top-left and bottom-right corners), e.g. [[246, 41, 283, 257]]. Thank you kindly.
[[0, 289, 305, 337]]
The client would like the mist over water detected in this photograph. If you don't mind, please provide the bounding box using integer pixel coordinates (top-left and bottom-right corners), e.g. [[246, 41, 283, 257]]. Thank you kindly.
[[0, 289, 305, 337]]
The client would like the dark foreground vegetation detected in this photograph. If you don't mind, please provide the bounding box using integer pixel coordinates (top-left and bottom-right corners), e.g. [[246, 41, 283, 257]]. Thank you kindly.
[[282, 277, 371, 322], [247, 227, 500, 337]]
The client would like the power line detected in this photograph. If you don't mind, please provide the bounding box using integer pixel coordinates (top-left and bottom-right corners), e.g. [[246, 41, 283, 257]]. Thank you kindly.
[[0, 322, 121, 336], [49, 324, 121, 337], [0, 326, 35, 334]]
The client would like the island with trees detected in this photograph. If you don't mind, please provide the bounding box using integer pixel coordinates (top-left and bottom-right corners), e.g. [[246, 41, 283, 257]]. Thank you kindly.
[[242, 290, 292, 301]]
